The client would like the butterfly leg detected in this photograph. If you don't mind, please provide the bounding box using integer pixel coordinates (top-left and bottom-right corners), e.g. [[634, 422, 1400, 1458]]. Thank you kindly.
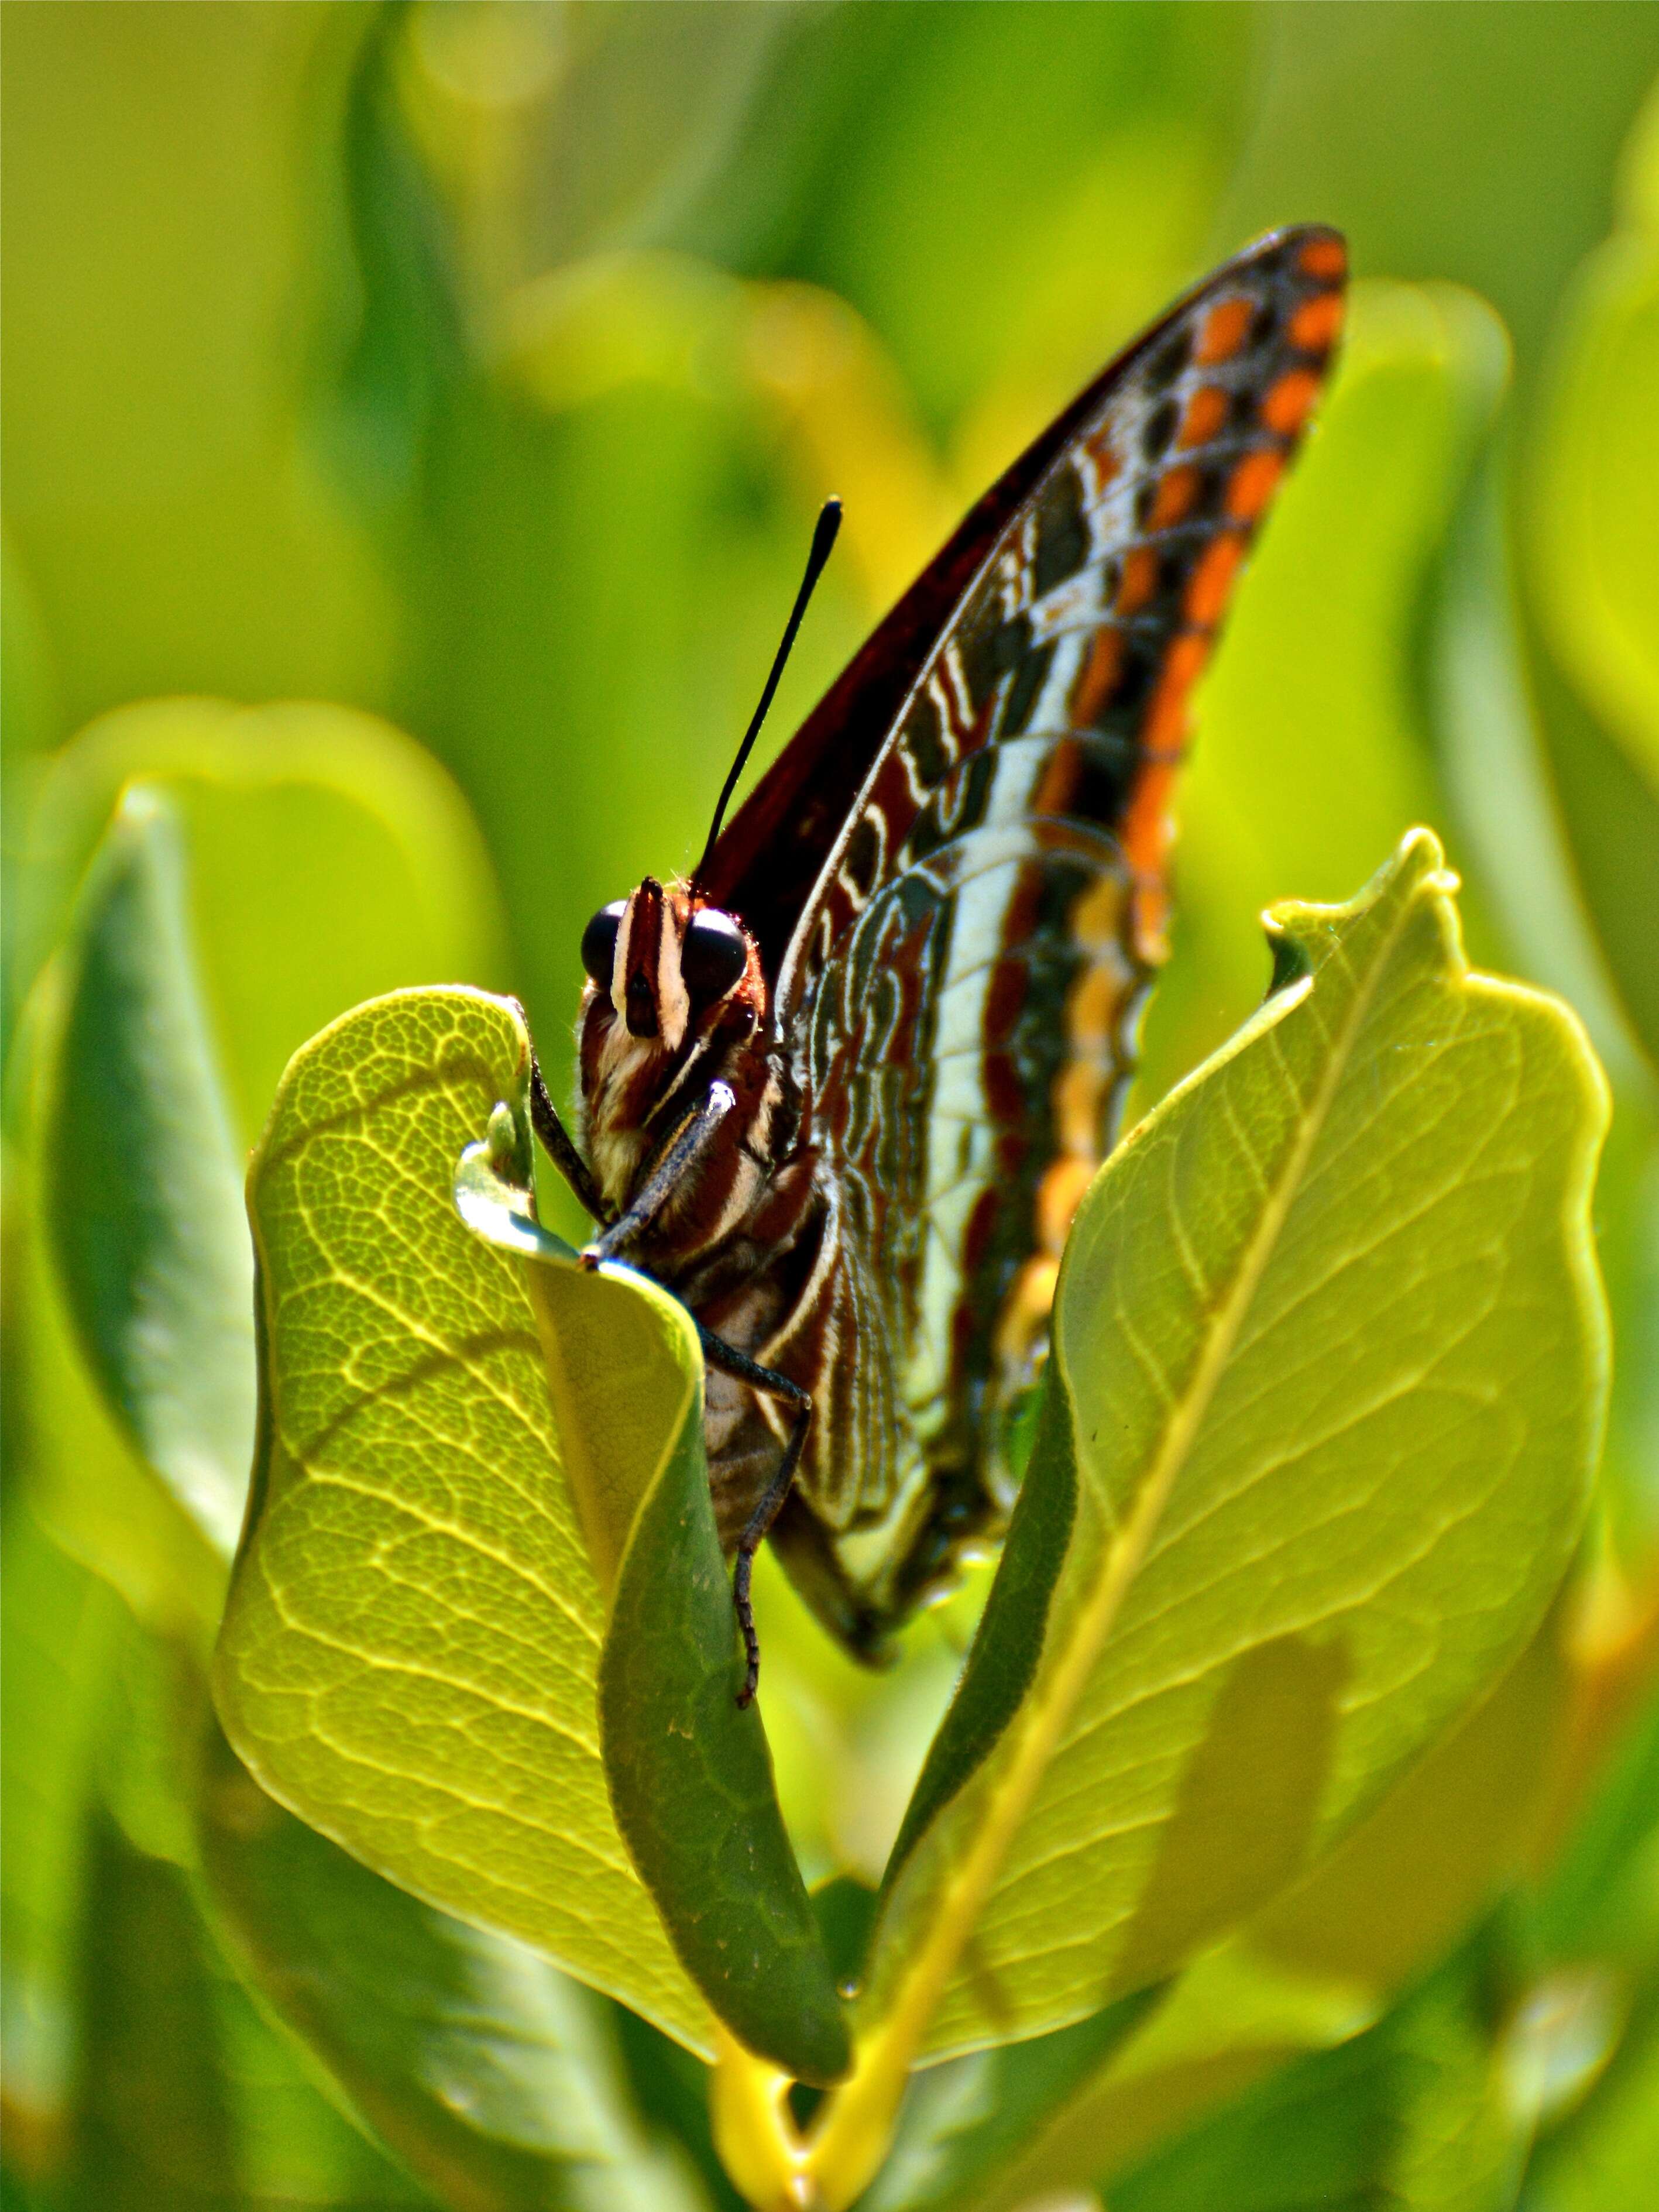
[[528, 1048, 610, 1225], [695, 1323, 811, 1708], [579, 1083, 736, 1269]]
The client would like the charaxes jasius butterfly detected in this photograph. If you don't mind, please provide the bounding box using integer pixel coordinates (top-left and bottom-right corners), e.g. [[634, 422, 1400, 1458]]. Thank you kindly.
[[530, 226, 1347, 1702]]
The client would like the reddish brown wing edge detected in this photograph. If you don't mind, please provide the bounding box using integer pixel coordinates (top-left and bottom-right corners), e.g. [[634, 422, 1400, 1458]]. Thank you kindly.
[[700, 225, 1345, 999]]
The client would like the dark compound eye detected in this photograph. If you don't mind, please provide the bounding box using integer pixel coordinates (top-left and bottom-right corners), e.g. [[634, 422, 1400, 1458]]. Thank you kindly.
[[682, 908, 747, 1002], [580, 901, 626, 986]]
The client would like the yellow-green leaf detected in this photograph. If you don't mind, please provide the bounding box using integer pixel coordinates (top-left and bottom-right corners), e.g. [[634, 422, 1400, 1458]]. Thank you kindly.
[[39, 788, 256, 1558], [211, 987, 713, 2057], [456, 1141, 850, 2085], [810, 830, 1606, 2200], [199, 1722, 710, 2212], [1530, 92, 1659, 786], [14, 698, 509, 1148], [16, 699, 516, 1617], [1522, 86, 1659, 1076]]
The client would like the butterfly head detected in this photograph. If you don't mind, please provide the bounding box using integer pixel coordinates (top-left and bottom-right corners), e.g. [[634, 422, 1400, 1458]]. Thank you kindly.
[[575, 503, 839, 1207], [576, 877, 764, 1196]]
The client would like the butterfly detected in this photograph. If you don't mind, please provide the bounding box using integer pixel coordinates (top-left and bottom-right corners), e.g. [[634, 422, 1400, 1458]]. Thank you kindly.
[[530, 227, 1347, 1702]]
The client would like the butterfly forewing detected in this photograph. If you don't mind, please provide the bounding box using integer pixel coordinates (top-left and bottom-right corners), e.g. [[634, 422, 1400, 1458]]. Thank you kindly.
[[725, 227, 1347, 1632]]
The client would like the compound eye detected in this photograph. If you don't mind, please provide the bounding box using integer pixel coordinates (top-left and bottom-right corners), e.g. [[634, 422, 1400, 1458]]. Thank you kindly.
[[682, 908, 747, 1002], [580, 901, 626, 986]]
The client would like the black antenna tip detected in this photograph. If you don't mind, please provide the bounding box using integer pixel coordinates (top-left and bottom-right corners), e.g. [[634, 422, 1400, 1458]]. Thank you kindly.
[[695, 497, 844, 883]]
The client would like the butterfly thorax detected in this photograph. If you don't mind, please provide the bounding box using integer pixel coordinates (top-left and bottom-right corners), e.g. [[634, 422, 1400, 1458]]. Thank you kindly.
[[576, 875, 867, 1605]]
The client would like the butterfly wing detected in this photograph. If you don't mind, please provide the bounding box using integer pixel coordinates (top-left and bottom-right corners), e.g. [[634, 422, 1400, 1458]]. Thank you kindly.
[[723, 228, 1347, 1634], [702, 226, 1347, 1016]]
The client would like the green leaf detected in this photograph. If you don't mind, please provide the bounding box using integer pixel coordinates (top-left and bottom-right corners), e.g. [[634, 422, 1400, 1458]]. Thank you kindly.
[[6, 1094, 229, 1634], [63, 1788, 428, 2212], [974, 1942, 1378, 2212], [1244, 1606, 1568, 1997], [1, 525, 60, 1062], [198, 1719, 709, 2212], [847, 831, 1610, 2091], [4, 1511, 452, 2210], [67, 1808, 241, 2212], [969, 1614, 1568, 2210], [1108, 1954, 1530, 2212], [456, 1128, 850, 2084], [599, 1390, 849, 2085], [1429, 463, 1645, 1088], [18, 698, 513, 1598], [205, 1964, 441, 2212], [212, 985, 712, 2057], [14, 698, 509, 1149], [215, 984, 847, 2086], [0, 1504, 124, 2155], [1529, 1667, 1659, 1968], [1521, 1986, 1659, 2212], [1529, 116, 1659, 788], [1531, 656, 1659, 1086], [1518, 87, 1659, 1077], [851, 1988, 1159, 2212], [39, 786, 256, 1558]]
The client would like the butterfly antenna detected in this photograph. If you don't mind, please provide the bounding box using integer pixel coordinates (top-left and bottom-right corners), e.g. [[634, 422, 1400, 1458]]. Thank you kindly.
[[695, 497, 841, 884]]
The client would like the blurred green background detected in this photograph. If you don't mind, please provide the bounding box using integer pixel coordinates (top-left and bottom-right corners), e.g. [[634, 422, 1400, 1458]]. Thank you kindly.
[[4, 5, 1659, 2208]]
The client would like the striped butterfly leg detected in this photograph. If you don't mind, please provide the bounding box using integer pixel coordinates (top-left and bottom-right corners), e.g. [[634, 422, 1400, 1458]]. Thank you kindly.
[[576, 1081, 737, 1269], [528, 1047, 611, 1225], [695, 1322, 812, 1708]]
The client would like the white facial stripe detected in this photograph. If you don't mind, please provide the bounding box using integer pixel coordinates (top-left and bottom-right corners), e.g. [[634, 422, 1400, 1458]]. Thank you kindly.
[[610, 900, 636, 1016], [657, 912, 690, 1053]]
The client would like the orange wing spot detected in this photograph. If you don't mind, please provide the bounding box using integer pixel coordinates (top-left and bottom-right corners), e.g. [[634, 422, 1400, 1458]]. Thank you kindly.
[[995, 1255, 1059, 1368], [1148, 465, 1201, 530], [1177, 384, 1230, 448], [1069, 872, 1126, 951], [1185, 531, 1245, 628], [1117, 544, 1160, 616], [1132, 873, 1172, 965], [1226, 447, 1284, 521], [1299, 235, 1347, 281], [1069, 959, 1129, 1050], [1145, 631, 1210, 751], [1071, 626, 1125, 726], [1194, 296, 1253, 365], [1037, 1156, 1096, 1256], [1288, 289, 1345, 354], [1117, 626, 1207, 953], [1053, 1055, 1109, 1156], [1121, 755, 1179, 881], [1261, 367, 1323, 438]]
